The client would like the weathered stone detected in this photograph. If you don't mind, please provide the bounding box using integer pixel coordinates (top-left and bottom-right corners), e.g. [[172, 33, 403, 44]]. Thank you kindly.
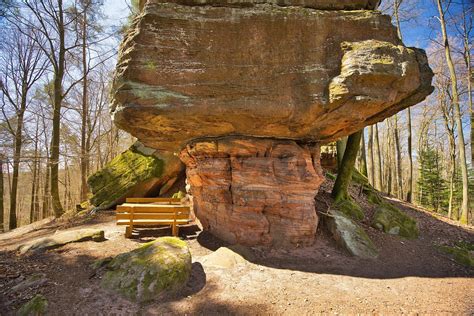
[[111, 1, 433, 151], [87, 141, 184, 209], [18, 294, 48, 316], [201, 247, 248, 269], [141, 0, 381, 10], [18, 229, 105, 255], [438, 242, 474, 268], [334, 199, 364, 220], [180, 137, 324, 247], [101, 237, 191, 302], [372, 204, 419, 239], [323, 210, 378, 259], [11, 274, 47, 293]]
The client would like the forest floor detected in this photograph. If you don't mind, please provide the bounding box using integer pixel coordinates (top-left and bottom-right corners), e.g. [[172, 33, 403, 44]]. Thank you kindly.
[[0, 181, 473, 315]]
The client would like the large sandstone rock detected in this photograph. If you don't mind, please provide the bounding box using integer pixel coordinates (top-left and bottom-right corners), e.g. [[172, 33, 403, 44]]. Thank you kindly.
[[109, 0, 433, 247], [101, 237, 191, 302], [111, 1, 433, 151], [87, 141, 184, 210], [180, 137, 324, 247]]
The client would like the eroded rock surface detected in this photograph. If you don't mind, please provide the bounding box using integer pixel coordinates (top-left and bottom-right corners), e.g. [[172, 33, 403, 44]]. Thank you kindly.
[[87, 141, 184, 209], [19, 229, 105, 255], [101, 237, 192, 302], [111, 1, 433, 151], [180, 137, 324, 247], [109, 0, 433, 247]]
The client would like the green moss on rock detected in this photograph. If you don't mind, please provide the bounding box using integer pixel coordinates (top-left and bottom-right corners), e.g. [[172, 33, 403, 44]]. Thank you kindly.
[[372, 204, 418, 239], [335, 199, 364, 221], [101, 237, 191, 302], [18, 294, 47, 316], [87, 145, 164, 208], [325, 210, 378, 259], [438, 242, 474, 267]]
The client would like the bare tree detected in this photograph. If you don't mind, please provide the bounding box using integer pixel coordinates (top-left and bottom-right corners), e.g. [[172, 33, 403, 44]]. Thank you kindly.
[[0, 26, 46, 229], [436, 0, 470, 224]]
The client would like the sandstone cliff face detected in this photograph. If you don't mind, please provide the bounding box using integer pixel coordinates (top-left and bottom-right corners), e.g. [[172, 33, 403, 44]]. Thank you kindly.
[[111, 0, 432, 151], [179, 137, 324, 246]]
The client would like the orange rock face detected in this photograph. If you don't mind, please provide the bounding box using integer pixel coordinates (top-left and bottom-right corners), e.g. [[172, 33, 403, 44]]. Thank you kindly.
[[180, 137, 324, 246]]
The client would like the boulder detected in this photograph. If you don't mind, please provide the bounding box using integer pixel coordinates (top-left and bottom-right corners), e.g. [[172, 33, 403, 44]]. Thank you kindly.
[[18, 229, 105, 255], [323, 210, 378, 259], [87, 141, 184, 210], [372, 204, 419, 239], [18, 294, 48, 316], [101, 237, 192, 302], [111, 1, 433, 151], [201, 247, 248, 269]]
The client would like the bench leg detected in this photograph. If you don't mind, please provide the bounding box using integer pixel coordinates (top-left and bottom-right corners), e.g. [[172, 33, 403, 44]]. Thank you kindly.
[[125, 226, 132, 238], [172, 224, 178, 237]]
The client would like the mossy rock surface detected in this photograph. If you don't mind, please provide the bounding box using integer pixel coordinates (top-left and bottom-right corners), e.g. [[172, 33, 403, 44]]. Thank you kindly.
[[335, 199, 364, 221], [87, 143, 164, 209], [324, 210, 378, 259], [372, 204, 418, 239], [101, 237, 192, 302], [18, 229, 105, 255], [18, 294, 47, 316], [438, 242, 474, 268]]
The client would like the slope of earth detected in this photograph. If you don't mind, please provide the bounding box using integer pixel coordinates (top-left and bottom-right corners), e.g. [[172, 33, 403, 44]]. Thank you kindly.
[[0, 183, 473, 315]]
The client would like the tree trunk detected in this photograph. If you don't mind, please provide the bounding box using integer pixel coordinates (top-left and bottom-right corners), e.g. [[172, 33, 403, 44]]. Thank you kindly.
[[9, 94, 26, 230], [0, 155, 4, 233], [374, 124, 383, 191], [436, 0, 470, 224], [367, 126, 375, 185], [50, 0, 65, 217], [80, 5, 89, 202], [359, 128, 368, 177], [336, 137, 348, 168], [332, 130, 363, 201]]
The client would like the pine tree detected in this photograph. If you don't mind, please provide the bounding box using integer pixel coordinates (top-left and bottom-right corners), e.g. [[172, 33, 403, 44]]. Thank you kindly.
[[417, 146, 446, 212]]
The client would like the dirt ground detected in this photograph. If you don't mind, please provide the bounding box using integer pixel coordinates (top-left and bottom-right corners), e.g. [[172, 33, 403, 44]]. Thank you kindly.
[[1, 185, 473, 315]]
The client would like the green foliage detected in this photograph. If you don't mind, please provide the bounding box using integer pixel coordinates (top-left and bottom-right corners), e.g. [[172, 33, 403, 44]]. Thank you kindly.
[[18, 294, 48, 316], [417, 146, 446, 211], [172, 191, 186, 199]]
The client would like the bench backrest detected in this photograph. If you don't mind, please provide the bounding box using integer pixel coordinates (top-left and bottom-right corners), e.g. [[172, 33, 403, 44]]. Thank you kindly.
[[125, 197, 181, 204], [116, 204, 191, 221]]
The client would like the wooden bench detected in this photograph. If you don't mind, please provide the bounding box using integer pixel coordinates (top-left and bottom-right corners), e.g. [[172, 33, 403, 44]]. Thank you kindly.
[[116, 198, 191, 238]]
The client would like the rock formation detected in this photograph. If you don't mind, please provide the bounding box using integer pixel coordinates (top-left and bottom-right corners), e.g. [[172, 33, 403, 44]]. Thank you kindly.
[[88, 141, 184, 210], [110, 0, 433, 246]]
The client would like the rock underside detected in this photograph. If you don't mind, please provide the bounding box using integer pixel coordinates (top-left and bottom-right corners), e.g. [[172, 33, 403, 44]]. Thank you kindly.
[[180, 137, 324, 247], [108, 0, 434, 247]]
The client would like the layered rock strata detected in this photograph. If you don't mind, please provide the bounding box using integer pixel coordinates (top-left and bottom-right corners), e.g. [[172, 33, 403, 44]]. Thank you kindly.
[[179, 137, 324, 247], [110, 0, 433, 246]]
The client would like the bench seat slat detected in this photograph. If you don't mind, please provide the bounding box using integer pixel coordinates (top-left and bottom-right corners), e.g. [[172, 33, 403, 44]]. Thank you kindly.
[[116, 213, 190, 220], [117, 219, 191, 226]]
